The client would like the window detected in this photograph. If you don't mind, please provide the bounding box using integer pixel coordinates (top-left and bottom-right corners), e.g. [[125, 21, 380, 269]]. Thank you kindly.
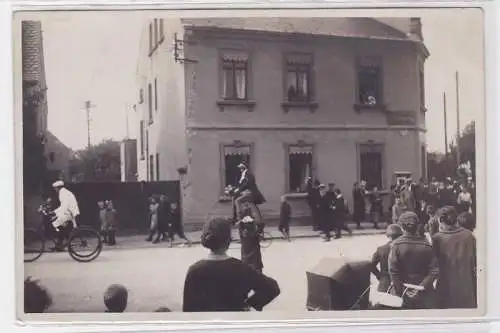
[[359, 143, 383, 190], [221, 52, 248, 100], [156, 153, 160, 180], [154, 79, 158, 111], [286, 54, 313, 102], [159, 19, 164, 41], [139, 121, 145, 159], [357, 57, 382, 106], [148, 23, 153, 52], [222, 144, 251, 188], [148, 83, 153, 123], [153, 19, 158, 47], [287, 145, 313, 193], [149, 154, 154, 181]]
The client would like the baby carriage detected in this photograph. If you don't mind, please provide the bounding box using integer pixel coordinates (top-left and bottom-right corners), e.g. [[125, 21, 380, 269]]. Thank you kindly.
[[306, 257, 425, 311]]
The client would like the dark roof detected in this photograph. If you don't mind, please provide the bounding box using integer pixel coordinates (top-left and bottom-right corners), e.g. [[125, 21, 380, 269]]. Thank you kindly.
[[22, 20, 45, 83], [181, 17, 410, 41]]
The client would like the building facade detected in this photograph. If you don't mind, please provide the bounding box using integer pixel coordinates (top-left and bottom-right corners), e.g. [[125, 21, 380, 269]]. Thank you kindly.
[[135, 18, 429, 225], [120, 139, 138, 181]]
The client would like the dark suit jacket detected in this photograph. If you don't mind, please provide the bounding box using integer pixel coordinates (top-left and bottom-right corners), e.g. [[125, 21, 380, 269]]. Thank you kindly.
[[237, 171, 266, 205]]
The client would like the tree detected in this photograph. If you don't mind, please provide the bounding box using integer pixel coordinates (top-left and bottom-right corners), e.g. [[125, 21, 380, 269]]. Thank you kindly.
[[427, 121, 475, 181], [69, 140, 121, 182]]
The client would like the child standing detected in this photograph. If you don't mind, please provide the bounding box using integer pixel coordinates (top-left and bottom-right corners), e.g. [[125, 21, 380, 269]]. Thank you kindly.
[[238, 215, 264, 273], [98, 201, 108, 244], [105, 200, 117, 246], [279, 196, 291, 241], [371, 224, 403, 292]]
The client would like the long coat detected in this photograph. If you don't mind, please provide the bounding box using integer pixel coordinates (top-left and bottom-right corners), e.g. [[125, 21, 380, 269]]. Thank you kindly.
[[238, 171, 266, 205], [432, 226, 477, 309], [388, 234, 439, 309]]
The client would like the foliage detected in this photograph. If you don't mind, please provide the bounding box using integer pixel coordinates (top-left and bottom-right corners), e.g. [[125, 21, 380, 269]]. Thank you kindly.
[[69, 139, 121, 182], [427, 121, 475, 181]]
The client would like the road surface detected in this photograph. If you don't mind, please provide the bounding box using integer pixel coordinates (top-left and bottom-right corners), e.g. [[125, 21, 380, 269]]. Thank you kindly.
[[24, 234, 386, 313]]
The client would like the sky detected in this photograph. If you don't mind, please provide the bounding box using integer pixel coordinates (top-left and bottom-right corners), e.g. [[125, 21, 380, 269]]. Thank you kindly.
[[37, 9, 484, 152]]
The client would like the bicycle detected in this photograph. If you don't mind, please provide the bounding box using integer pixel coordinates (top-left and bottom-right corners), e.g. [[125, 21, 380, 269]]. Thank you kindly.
[[24, 207, 103, 263]]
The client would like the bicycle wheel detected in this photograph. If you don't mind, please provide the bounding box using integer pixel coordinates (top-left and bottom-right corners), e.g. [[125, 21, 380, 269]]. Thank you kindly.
[[67, 227, 102, 263], [24, 228, 45, 263], [260, 232, 273, 249]]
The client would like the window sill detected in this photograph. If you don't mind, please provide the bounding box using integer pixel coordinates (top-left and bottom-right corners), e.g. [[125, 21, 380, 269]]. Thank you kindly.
[[281, 101, 318, 113], [283, 192, 308, 200], [354, 103, 387, 113], [216, 100, 256, 112]]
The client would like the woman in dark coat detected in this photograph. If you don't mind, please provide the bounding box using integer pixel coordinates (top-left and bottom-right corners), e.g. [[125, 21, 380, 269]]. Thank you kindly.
[[183, 218, 280, 312], [432, 206, 477, 309]]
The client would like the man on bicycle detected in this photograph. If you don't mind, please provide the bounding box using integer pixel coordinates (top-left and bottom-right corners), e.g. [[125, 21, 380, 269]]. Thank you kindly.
[[233, 163, 266, 222], [51, 180, 80, 251]]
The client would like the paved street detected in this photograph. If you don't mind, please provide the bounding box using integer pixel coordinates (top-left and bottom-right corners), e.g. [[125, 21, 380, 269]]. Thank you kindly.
[[24, 233, 386, 313]]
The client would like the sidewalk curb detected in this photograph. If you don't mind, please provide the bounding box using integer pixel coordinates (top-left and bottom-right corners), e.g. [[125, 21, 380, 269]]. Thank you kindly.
[[101, 229, 386, 251]]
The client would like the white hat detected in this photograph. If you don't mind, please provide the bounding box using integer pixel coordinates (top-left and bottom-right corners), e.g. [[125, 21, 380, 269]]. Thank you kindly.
[[52, 180, 64, 188]]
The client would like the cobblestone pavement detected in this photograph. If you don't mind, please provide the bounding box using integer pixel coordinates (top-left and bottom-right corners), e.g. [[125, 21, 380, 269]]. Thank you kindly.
[[24, 234, 386, 313]]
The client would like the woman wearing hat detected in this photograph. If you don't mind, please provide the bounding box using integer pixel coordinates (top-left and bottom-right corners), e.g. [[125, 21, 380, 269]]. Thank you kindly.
[[388, 211, 439, 309], [183, 218, 280, 312]]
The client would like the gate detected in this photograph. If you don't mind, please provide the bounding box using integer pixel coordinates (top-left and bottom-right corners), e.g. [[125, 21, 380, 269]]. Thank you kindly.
[[62, 181, 180, 231]]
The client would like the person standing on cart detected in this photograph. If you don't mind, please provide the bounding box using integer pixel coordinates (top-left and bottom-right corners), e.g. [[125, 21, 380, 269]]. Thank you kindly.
[[233, 163, 266, 222], [51, 180, 80, 251]]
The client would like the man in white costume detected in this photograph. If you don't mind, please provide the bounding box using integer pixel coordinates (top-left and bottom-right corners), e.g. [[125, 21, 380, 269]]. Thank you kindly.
[[52, 181, 80, 250]]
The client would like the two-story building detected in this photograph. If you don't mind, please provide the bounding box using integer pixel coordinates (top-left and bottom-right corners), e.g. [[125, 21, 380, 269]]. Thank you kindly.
[[134, 17, 429, 226]]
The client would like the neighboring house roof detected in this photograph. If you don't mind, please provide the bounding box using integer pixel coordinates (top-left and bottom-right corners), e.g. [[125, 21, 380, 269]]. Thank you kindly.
[[45, 131, 75, 159], [181, 17, 411, 41], [22, 20, 46, 85]]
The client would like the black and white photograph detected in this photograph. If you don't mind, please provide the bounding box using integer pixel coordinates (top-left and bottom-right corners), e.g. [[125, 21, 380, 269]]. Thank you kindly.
[[16, 8, 485, 321]]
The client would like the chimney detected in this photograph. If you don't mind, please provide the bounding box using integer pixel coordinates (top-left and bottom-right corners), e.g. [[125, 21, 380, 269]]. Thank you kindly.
[[410, 17, 423, 41]]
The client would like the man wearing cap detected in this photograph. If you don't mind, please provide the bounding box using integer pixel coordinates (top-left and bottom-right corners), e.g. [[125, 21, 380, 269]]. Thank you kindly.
[[389, 211, 439, 309], [233, 163, 266, 221], [51, 180, 80, 251]]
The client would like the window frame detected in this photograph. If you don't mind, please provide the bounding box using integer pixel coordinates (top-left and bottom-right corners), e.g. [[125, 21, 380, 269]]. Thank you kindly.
[[139, 120, 145, 160], [148, 83, 153, 124], [356, 141, 386, 190], [354, 56, 385, 111], [148, 23, 153, 54], [154, 78, 158, 112], [221, 59, 248, 101], [216, 49, 256, 112], [281, 52, 318, 113], [284, 142, 316, 194], [156, 152, 160, 180], [219, 142, 254, 200]]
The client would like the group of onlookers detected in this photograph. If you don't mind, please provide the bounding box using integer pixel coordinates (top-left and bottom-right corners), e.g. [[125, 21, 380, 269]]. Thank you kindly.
[[146, 194, 192, 247], [371, 204, 476, 309]]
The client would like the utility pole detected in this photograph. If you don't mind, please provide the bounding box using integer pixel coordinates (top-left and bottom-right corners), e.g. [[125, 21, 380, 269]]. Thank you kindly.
[[82, 100, 96, 149], [443, 92, 449, 156], [455, 71, 461, 169]]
